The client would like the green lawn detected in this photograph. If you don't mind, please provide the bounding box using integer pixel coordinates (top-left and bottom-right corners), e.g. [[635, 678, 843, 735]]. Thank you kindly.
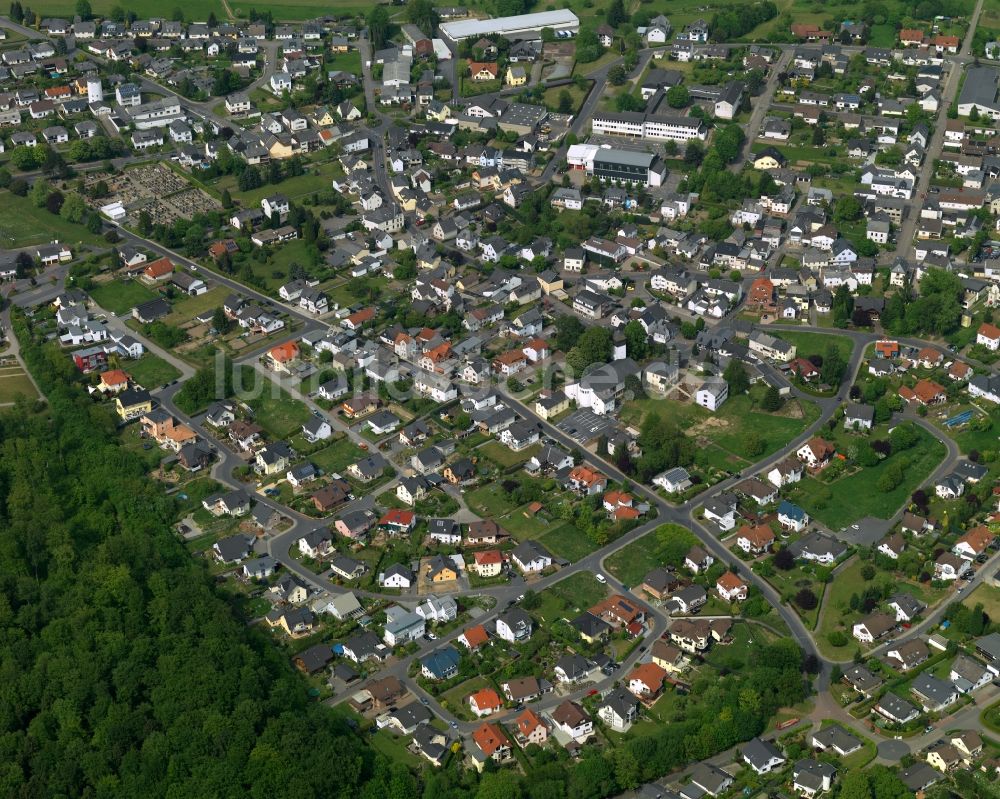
[[535, 572, 607, 624], [244, 385, 312, 439], [537, 523, 596, 562], [327, 51, 362, 74], [126, 354, 182, 389], [466, 484, 517, 518], [89, 280, 160, 315], [815, 557, 891, 658], [309, 435, 365, 475], [760, 563, 824, 629], [478, 440, 540, 469], [778, 331, 855, 364], [622, 388, 820, 463], [0, 367, 38, 403], [785, 426, 946, 529], [605, 524, 698, 587], [220, 161, 340, 207], [29, 0, 224, 16], [0, 191, 107, 249], [163, 286, 230, 326]]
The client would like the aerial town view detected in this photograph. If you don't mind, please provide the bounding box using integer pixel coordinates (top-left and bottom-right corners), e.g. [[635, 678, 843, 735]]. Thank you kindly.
[[6, 0, 1000, 796]]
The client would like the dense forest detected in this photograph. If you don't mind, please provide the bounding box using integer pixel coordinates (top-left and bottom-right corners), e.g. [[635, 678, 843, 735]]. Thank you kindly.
[[2, 314, 811, 798], [0, 315, 382, 798]]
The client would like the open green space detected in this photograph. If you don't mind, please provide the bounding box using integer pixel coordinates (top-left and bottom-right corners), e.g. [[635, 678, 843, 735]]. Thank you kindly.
[[213, 160, 340, 207], [0, 368, 38, 403], [89, 280, 159, 315], [466, 484, 516, 518], [478, 440, 539, 469], [27, 0, 225, 18], [537, 523, 596, 562], [605, 524, 698, 588], [327, 50, 362, 74], [534, 572, 607, 624], [951, 406, 1000, 454], [760, 562, 824, 629], [785, 425, 946, 529], [814, 556, 942, 659], [963, 583, 1000, 620], [0, 191, 108, 249], [243, 381, 312, 439], [163, 286, 231, 327], [778, 330, 855, 364], [624, 387, 821, 464], [125, 354, 182, 389], [307, 435, 364, 475]]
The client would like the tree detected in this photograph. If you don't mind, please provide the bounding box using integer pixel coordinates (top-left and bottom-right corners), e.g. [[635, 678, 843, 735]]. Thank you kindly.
[[237, 165, 262, 191], [684, 139, 705, 167], [723, 359, 749, 395], [666, 85, 690, 108], [575, 28, 603, 63], [742, 431, 764, 457], [834, 195, 863, 223], [566, 327, 613, 376], [45, 190, 64, 215], [558, 89, 574, 113], [795, 588, 818, 609], [405, 0, 438, 33], [761, 385, 782, 411], [211, 306, 233, 334], [367, 6, 391, 48], [553, 315, 585, 352], [615, 92, 643, 112], [606, 0, 627, 26], [75, 0, 92, 17], [623, 320, 648, 360], [607, 65, 628, 85], [29, 178, 50, 208], [59, 192, 86, 223], [220, 188, 233, 208], [774, 548, 795, 570]]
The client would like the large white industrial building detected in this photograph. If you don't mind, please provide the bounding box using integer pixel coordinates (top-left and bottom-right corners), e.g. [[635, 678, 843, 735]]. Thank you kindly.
[[439, 9, 579, 41]]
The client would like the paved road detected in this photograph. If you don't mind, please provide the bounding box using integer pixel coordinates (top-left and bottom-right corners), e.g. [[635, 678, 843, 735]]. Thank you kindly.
[[734, 48, 793, 170], [896, 0, 984, 258]]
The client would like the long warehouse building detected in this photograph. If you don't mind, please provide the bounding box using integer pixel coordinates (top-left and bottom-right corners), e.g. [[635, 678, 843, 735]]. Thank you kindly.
[[439, 9, 579, 41]]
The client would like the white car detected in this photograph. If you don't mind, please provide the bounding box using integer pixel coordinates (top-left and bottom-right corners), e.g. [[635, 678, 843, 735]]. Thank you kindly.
[[595, 574, 607, 584]]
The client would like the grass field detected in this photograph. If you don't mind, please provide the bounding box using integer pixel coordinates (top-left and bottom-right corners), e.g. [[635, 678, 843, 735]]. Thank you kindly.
[[126, 354, 182, 389], [786, 425, 946, 529], [778, 330, 855, 364], [537, 523, 596, 562], [244, 383, 312, 439], [89, 280, 159, 315], [605, 524, 698, 587], [308, 435, 365, 475], [213, 161, 340, 207], [535, 572, 607, 624], [0, 191, 107, 249], [963, 583, 1000, 620], [0, 366, 38, 404], [27, 0, 373, 20], [163, 286, 230, 326], [623, 388, 821, 464], [466, 484, 516, 518], [478, 440, 539, 468]]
